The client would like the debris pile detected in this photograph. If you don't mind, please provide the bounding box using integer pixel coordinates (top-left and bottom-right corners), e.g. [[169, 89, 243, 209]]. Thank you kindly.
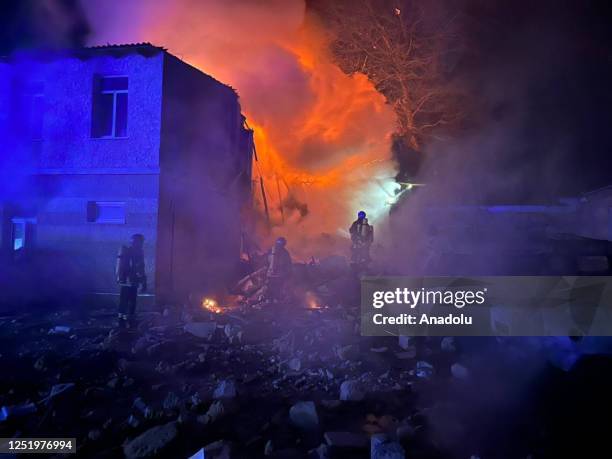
[[0, 257, 564, 457]]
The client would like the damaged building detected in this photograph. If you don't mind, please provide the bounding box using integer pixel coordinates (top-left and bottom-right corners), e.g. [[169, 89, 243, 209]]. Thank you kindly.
[[0, 43, 253, 304], [414, 190, 612, 276]]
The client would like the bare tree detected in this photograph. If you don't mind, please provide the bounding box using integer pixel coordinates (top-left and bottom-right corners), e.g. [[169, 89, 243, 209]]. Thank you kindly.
[[316, 0, 465, 157]]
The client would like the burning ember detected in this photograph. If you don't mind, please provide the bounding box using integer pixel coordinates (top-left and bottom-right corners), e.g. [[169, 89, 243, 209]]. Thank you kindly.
[[202, 297, 222, 314], [305, 291, 323, 309]]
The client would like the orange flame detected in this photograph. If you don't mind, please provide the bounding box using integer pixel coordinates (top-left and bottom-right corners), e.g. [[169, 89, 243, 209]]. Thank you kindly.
[[84, 0, 398, 256], [202, 297, 222, 314], [304, 290, 322, 309]]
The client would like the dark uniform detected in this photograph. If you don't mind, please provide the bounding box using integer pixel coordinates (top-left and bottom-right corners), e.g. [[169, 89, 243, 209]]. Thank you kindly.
[[349, 211, 374, 266], [116, 234, 147, 326], [264, 237, 292, 302]]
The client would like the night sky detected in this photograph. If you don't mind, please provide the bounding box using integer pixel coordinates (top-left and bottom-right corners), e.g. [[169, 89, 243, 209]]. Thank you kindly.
[[457, 0, 612, 201], [3, 0, 612, 201]]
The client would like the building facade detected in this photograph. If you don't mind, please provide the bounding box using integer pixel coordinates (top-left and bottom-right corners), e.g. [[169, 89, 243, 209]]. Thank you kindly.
[[0, 44, 253, 304]]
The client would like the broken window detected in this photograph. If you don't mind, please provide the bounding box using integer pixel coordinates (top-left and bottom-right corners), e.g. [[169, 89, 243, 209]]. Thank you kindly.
[[91, 76, 128, 138], [87, 201, 126, 224]]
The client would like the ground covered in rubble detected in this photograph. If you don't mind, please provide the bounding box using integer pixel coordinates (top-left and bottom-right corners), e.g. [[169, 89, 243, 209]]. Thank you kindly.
[[2, 289, 612, 458]]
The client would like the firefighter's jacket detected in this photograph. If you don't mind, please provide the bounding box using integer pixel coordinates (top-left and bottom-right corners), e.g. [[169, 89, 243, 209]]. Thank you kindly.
[[116, 245, 147, 288], [349, 218, 374, 247], [267, 245, 292, 279]]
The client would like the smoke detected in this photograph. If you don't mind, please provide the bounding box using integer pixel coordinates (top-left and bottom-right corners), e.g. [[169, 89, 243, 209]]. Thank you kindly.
[[373, 2, 612, 456], [81, 0, 397, 257], [376, 0, 612, 276], [0, 0, 90, 53]]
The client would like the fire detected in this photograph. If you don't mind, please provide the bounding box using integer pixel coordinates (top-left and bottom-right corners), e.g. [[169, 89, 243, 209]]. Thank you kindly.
[[202, 297, 222, 314], [304, 290, 322, 310], [84, 0, 398, 254]]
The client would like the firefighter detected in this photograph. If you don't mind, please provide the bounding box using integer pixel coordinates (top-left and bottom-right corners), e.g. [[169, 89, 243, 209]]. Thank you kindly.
[[116, 234, 147, 328], [349, 210, 374, 267], [264, 236, 292, 302]]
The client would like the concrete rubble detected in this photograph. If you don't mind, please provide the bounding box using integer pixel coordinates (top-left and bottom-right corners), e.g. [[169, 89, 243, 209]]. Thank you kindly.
[[339, 379, 365, 401], [123, 421, 178, 459], [289, 401, 319, 430], [213, 379, 237, 399], [0, 293, 487, 458], [0, 254, 589, 457]]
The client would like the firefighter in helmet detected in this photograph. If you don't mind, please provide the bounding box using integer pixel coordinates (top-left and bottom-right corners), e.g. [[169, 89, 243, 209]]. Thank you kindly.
[[115, 234, 147, 328], [349, 210, 374, 267], [263, 236, 292, 302]]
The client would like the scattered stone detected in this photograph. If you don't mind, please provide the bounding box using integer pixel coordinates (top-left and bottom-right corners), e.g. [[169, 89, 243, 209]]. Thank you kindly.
[[264, 439, 274, 455], [309, 443, 331, 459], [0, 403, 37, 422], [441, 336, 456, 352], [123, 422, 178, 459], [324, 431, 368, 449], [49, 325, 71, 335], [88, 429, 101, 441], [128, 414, 141, 428], [103, 329, 120, 349], [415, 361, 434, 379], [41, 382, 76, 403], [163, 392, 180, 410], [202, 440, 233, 459], [132, 336, 155, 355], [398, 336, 412, 350], [133, 398, 153, 418], [370, 346, 388, 353], [184, 322, 217, 340], [224, 324, 243, 343], [198, 400, 227, 425], [272, 330, 295, 356], [34, 356, 47, 371], [371, 434, 406, 459], [155, 360, 172, 375], [289, 401, 319, 430], [190, 392, 203, 408], [287, 357, 301, 372], [213, 379, 237, 399], [334, 344, 359, 360], [451, 363, 470, 380], [339, 380, 365, 401]]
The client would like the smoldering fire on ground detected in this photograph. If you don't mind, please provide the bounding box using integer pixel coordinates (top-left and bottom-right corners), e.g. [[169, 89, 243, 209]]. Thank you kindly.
[[2, 261, 610, 458]]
